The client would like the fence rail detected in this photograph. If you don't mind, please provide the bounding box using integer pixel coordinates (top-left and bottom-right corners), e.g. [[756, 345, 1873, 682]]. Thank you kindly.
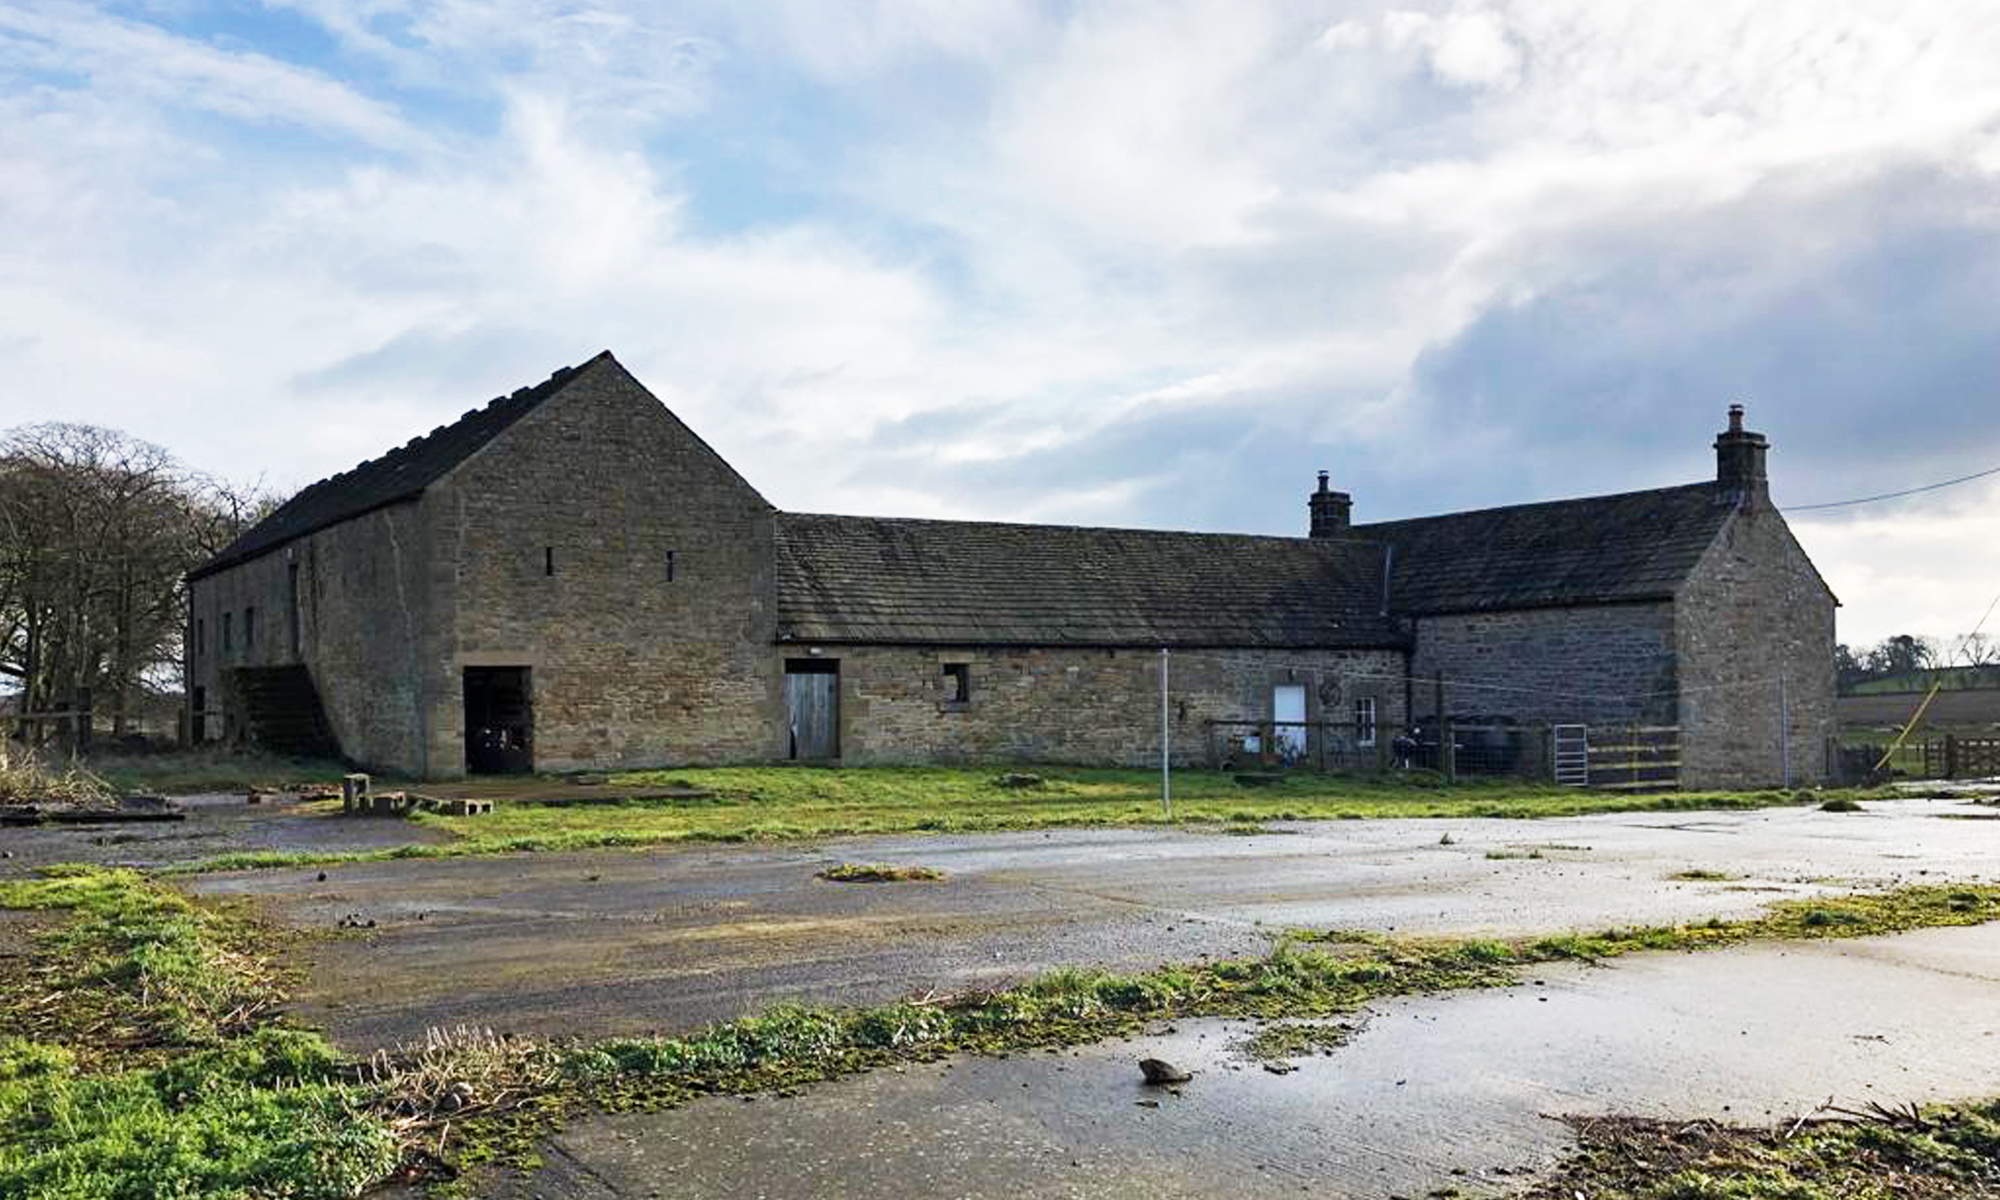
[[1203, 719, 1681, 791], [1837, 733, 2000, 783]]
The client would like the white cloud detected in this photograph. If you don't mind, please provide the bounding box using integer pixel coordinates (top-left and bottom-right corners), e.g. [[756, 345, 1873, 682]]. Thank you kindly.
[[0, 2, 422, 149], [4, 0, 2000, 643]]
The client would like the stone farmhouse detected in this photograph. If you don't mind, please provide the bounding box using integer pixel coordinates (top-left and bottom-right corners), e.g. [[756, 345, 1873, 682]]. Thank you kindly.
[[185, 351, 1836, 787]]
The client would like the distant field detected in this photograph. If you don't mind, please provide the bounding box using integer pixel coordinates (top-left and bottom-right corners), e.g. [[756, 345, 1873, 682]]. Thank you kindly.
[[1845, 667, 2000, 695], [1836, 686, 2000, 733]]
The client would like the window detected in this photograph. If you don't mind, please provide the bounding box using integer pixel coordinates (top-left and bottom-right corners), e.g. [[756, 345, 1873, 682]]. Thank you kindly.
[[195, 619, 205, 658], [221, 611, 233, 653], [244, 606, 256, 651], [544, 547, 556, 577], [1354, 697, 1377, 748], [666, 550, 676, 582], [941, 662, 972, 707]]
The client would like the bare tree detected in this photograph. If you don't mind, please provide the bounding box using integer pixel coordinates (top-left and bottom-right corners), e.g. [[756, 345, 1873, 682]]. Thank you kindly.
[[0, 424, 276, 743]]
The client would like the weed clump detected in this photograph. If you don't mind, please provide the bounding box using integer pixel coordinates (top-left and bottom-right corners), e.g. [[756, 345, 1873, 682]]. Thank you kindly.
[[817, 863, 945, 883], [1820, 797, 1865, 813], [0, 746, 116, 807]]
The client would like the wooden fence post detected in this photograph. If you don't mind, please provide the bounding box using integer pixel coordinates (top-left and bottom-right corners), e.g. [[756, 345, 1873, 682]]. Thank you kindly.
[[1441, 717, 1457, 783], [1945, 735, 1960, 780]]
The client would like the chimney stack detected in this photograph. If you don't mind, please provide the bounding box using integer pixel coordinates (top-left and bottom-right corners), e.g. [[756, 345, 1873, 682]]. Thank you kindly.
[[1308, 470, 1352, 537], [1714, 402, 1769, 503]]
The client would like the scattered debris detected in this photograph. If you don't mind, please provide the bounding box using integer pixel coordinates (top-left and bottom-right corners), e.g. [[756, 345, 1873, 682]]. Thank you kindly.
[[1138, 1058, 1193, 1085], [1820, 796, 1865, 813], [1438, 831, 1455, 845], [993, 773, 1045, 789]]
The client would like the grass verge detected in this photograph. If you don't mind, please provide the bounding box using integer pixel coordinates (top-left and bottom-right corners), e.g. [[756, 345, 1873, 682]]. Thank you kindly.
[[1530, 1101, 2000, 1199], [81, 750, 374, 798], [166, 767, 1898, 874], [9, 869, 1996, 1198]]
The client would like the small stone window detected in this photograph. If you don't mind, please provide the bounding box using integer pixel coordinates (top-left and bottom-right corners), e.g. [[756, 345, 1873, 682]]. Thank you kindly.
[[1354, 697, 1377, 748], [941, 662, 972, 709], [244, 606, 256, 651], [544, 547, 556, 577], [221, 611, 233, 654], [666, 550, 676, 582]]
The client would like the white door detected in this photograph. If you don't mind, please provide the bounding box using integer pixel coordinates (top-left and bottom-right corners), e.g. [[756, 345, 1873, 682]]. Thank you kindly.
[[1272, 684, 1307, 762]]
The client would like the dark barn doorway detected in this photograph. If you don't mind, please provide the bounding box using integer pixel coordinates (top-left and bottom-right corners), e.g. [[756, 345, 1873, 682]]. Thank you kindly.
[[465, 666, 533, 775], [784, 658, 839, 760]]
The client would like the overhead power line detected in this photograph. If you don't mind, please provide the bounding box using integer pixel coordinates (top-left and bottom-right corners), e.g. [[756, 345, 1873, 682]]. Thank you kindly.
[[1784, 463, 2000, 511]]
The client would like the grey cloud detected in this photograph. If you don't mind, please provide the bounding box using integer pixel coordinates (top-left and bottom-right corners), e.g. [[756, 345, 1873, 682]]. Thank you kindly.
[[1396, 162, 2000, 518]]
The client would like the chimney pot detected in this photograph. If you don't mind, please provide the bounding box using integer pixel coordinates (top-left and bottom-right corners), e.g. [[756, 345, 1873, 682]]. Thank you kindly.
[[1714, 404, 1769, 504], [1308, 471, 1352, 537]]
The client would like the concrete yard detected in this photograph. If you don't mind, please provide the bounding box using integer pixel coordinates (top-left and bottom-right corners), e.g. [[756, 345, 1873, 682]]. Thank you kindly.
[[176, 797, 2000, 1049], [19, 792, 2000, 1197], [489, 924, 2000, 1200]]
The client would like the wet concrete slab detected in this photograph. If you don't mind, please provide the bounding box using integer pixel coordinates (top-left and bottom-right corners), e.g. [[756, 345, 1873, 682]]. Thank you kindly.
[[486, 923, 2000, 1200], [0, 793, 451, 878], [181, 799, 2000, 1052]]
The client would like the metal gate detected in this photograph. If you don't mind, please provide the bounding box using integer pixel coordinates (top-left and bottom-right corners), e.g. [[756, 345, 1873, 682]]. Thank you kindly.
[[785, 660, 840, 760], [1552, 723, 1589, 787]]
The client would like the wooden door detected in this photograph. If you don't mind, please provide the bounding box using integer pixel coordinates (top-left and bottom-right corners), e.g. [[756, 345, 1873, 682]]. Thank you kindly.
[[785, 663, 839, 760]]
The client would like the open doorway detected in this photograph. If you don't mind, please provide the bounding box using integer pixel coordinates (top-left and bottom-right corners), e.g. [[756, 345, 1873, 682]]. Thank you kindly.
[[784, 658, 839, 760], [465, 666, 532, 775]]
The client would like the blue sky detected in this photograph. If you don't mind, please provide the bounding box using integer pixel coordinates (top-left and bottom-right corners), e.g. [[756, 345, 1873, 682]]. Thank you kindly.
[[3, 0, 1999, 648]]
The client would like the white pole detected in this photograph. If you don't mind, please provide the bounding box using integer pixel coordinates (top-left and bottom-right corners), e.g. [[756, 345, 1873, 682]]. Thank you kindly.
[[1160, 647, 1172, 819], [1779, 671, 1791, 788]]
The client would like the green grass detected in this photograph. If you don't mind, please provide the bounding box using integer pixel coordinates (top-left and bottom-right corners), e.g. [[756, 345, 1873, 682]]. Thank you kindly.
[[0, 869, 398, 1198], [162, 766, 1898, 874], [80, 750, 369, 797], [0, 868, 287, 1055], [0, 1032, 398, 1200]]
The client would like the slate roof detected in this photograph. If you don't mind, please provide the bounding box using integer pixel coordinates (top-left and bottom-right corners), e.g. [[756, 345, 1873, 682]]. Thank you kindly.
[[775, 513, 1403, 648], [1354, 482, 1735, 616], [189, 353, 612, 580]]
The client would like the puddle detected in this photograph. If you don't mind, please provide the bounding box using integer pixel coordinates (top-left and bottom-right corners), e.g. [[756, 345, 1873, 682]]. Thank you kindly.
[[487, 923, 2000, 1200]]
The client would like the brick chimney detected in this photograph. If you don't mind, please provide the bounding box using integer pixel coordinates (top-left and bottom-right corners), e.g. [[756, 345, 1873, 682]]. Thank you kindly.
[[1308, 470, 1352, 537], [1714, 403, 1769, 503]]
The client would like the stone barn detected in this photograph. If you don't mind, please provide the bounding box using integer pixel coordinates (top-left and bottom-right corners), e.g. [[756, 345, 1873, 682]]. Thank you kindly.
[[185, 352, 1835, 787]]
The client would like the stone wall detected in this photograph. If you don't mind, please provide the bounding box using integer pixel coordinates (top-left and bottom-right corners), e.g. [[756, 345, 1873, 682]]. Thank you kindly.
[[185, 501, 435, 774], [423, 358, 779, 776], [1409, 603, 1679, 727], [1676, 500, 1836, 788], [796, 644, 1407, 767]]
